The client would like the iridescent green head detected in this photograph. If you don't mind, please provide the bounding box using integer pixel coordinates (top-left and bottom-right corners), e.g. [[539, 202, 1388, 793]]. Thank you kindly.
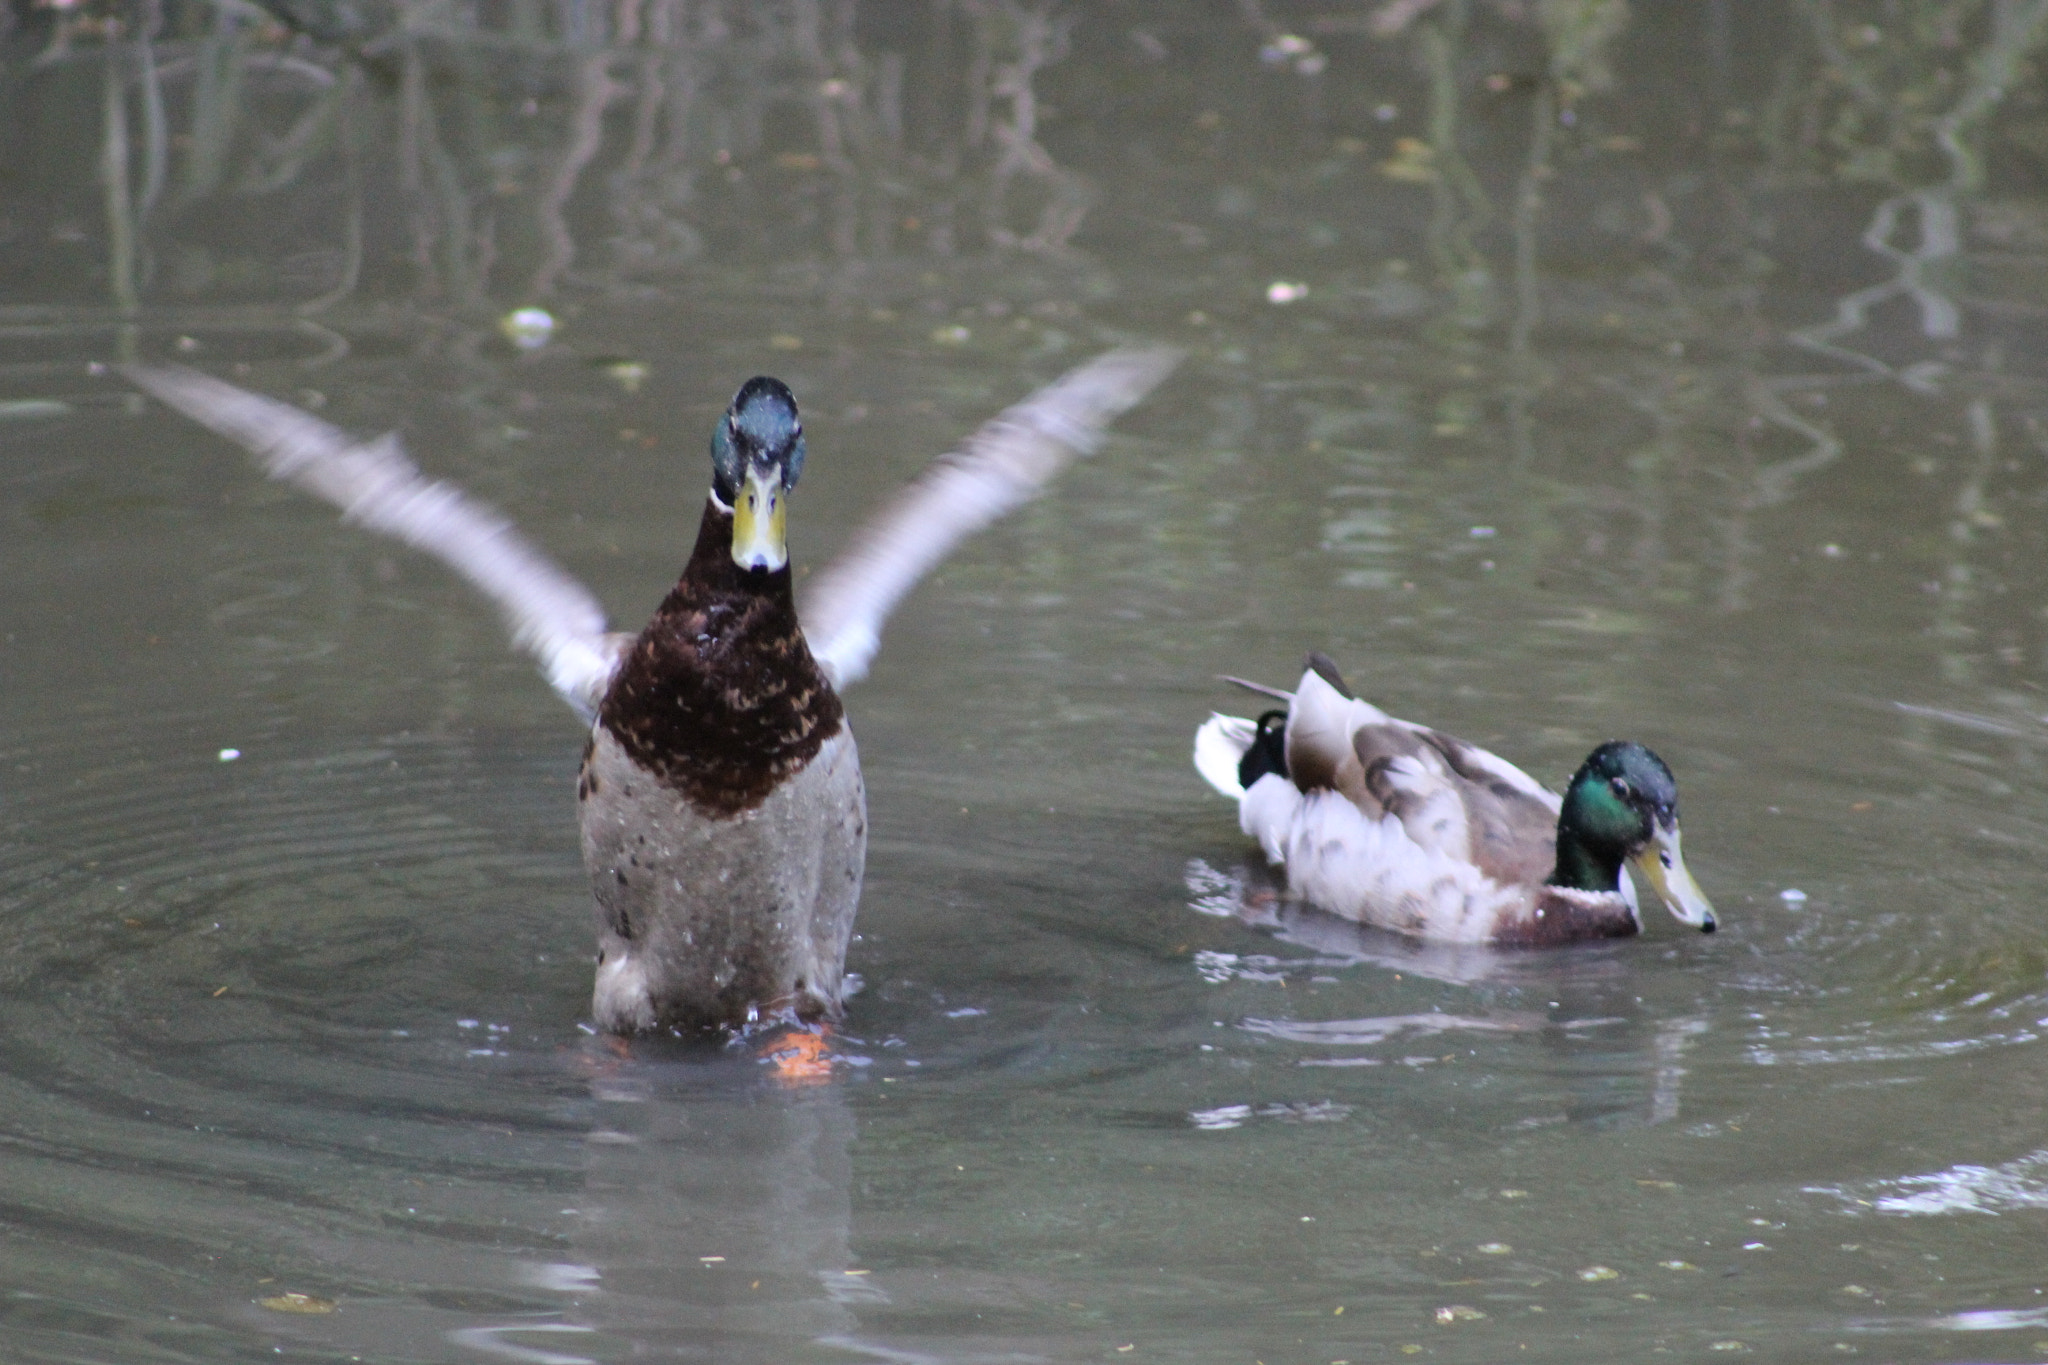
[[710, 376, 806, 573], [1551, 741, 1716, 932]]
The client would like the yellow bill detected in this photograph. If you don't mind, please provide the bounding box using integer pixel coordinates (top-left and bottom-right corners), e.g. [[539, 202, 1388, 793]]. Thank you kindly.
[[731, 465, 788, 572], [1629, 821, 1716, 932]]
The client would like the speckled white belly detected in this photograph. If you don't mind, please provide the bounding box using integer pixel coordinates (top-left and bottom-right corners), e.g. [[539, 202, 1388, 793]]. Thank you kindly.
[[578, 725, 865, 1033]]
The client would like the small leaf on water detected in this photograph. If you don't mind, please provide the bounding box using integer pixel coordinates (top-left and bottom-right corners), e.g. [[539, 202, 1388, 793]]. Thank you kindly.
[[0, 400, 72, 421]]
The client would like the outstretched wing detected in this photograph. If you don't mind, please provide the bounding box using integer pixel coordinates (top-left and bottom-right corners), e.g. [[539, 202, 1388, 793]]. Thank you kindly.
[[800, 346, 1181, 691], [122, 365, 625, 722]]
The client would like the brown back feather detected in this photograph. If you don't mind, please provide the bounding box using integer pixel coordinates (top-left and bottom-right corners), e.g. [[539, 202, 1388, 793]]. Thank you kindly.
[[1349, 723, 1559, 888], [1423, 732, 1560, 888]]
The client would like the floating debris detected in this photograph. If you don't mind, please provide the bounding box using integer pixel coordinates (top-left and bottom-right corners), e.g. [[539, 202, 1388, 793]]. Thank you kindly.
[[1434, 1305, 1485, 1323], [1259, 33, 1326, 75], [598, 359, 648, 393], [930, 324, 972, 345], [1266, 280, 1309, 305], [1379, 138, 1437, 183], [1477, 1242, 1512, 1255], [258, 1292, 336, 1315], [1578, 1265, 1620, 1281], [0, 399, 72, 421], [501, 307, 557, 351], [1781, 889, 1809, 905]]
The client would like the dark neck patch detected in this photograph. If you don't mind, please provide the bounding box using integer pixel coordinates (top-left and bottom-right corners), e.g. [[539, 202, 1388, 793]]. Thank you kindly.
[[599, 499, 843, 816]]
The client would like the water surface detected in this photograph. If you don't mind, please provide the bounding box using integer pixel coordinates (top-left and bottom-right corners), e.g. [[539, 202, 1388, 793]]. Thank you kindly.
[[6, 3, 2048, 1361]]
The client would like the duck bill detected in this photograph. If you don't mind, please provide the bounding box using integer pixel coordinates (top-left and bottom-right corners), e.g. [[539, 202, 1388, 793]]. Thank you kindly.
[[730, 465, 788, 572], [1629, 822, 1716, 932]]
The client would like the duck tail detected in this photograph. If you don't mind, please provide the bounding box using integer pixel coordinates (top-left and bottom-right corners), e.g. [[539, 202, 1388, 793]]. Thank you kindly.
[[1219, 674, 1294, 702], [1193, 713, 1257, 798]]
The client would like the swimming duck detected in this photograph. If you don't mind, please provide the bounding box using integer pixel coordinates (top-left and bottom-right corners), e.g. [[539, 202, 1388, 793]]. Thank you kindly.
[[126, 348, 1178, 1033], [1192, 654, 1715, 945]]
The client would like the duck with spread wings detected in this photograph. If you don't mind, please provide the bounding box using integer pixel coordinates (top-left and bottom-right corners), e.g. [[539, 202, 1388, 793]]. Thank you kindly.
[[128, 348, 1178, 1034]]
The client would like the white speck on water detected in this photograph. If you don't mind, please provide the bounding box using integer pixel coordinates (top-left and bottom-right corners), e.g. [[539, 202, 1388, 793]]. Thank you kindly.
[[943, 1007, 987, 1019], [457, 1019, 479, 1029], [501, 306, 556, 350], [1469, 526, 1497, 538], [218, 748, 241, 762], [1781, 889, 1808, 905], [1266, 280, 1309, 304]]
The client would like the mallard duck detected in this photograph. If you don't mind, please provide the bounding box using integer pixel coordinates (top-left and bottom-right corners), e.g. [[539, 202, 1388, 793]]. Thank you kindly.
[[1192, 653, 1715, 945], [126, 348, 1178, 1033]]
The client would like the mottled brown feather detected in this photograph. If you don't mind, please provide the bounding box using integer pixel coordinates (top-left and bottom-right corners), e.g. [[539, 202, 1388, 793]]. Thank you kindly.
[[596, 500, 843, 817], [1351, 725, 1560, 888], [1426, 732, 1560, 888]]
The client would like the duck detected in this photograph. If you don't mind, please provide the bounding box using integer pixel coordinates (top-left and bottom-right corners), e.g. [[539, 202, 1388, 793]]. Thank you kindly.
[[1192, 653, 1715, 946], [125, 347, 1178, 1034]]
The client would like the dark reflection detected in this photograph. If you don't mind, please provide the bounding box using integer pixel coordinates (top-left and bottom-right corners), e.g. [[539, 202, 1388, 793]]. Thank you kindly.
[[541, 1044, 875, 1365], [1183, 856, 1710, 1131]]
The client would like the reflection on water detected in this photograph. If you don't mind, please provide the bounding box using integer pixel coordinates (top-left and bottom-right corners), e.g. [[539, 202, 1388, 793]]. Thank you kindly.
[[11, 1, 2048, 1361]]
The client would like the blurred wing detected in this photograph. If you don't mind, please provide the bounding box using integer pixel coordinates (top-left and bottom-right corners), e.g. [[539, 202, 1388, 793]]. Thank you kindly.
[[123, 365, 622, 723], [800, 346, 1181, 691]]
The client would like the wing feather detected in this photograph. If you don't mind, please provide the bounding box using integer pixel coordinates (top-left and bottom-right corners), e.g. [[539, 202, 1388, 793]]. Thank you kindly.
[[800, 346, 1181, 690], [123, 364, 622, 722]]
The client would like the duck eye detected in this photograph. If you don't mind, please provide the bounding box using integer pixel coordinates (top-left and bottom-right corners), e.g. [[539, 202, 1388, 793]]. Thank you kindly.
[[1609, 777, 1631, 800]]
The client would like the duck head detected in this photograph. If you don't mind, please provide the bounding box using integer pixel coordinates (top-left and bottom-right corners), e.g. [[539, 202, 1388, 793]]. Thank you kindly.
[[711, 376, 807, 573], [1552, 741, 1716, 932]]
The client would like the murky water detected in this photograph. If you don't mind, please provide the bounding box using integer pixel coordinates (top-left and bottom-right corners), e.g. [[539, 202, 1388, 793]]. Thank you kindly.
[[8, 2, 2048, 1361]]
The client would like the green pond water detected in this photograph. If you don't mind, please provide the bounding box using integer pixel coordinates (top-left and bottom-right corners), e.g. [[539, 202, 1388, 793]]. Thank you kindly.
[[6, 2, 2048, 1361]]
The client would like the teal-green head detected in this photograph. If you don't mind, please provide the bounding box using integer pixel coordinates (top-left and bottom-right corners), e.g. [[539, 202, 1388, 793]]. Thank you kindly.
[[1551, 740, 1716, 932], [711, 376, 806, 573]]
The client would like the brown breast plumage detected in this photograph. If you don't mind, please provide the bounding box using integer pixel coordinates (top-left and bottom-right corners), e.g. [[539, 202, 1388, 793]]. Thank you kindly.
[[595, 501, 843, 818]]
